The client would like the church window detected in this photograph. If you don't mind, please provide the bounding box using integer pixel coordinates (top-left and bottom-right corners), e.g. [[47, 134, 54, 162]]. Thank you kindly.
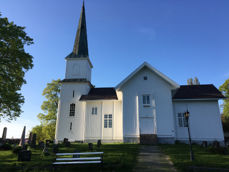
[[69, 104, 75, 116], [92, 107, 97, 115], [73, 90, 75, 97], [177, 113, 188, 127], [143, 95, 150, 106], [104, 114, 112, 128], [144, 76, 148, 80], [70, 122, 72, 130]]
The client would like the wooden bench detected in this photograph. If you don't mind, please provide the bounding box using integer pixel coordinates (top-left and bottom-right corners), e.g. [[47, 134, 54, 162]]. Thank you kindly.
[[53, 152, 104, 166]]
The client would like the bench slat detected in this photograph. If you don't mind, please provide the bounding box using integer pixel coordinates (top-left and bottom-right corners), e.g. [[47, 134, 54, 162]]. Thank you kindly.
[[53, 161, 101, 165], [56, 157, 101, 161], [56, 152, 103, 156]]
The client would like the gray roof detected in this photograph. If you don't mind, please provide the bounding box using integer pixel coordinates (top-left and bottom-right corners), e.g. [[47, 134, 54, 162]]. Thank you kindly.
[[66, 2, 89, 58], [173, 84, 225, 100], [80, 88, 118, 101]]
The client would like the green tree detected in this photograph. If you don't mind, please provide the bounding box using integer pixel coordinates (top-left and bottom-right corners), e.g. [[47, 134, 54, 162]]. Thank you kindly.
[[219, 79, 229, 118], [32, 79, 61, 142], [0, 13, 34, 121]]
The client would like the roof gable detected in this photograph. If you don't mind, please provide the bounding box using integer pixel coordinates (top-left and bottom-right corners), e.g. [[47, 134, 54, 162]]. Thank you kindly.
[[116, 62, 179, 90]]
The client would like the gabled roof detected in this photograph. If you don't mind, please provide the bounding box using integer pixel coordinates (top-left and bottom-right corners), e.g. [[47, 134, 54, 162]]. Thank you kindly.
[[79, 88, 118, 101], [66, 2, 89, 59], [116, 62, 179, 90], [173, 84, 225, 100]]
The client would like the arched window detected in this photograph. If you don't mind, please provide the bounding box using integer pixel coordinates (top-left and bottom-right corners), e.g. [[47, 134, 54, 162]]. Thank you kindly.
[[69, 103, 75, 116]]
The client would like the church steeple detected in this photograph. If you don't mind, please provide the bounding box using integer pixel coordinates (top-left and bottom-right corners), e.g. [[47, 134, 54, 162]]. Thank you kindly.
[[67, 2, 89, 58]]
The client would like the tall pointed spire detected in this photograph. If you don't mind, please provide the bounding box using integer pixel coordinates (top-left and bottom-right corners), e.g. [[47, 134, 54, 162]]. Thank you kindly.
[[68, 2, 89, 58]]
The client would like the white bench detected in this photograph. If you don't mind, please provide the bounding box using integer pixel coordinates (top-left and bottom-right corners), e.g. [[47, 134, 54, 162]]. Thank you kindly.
[[53, 152, 104, 166]]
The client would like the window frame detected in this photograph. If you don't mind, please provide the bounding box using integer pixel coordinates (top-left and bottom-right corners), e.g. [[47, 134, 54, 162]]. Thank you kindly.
[[142, 94, 150, 106], [104, 114, 112, 128], [177, 113, 188, 128], [92, 107, 97, 115], [69, 103, 75, 116]]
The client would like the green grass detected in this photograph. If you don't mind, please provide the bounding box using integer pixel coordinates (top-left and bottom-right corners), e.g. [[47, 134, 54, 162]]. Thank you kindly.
[[0, 143, 140, 172], [160, 143, 229, 172]]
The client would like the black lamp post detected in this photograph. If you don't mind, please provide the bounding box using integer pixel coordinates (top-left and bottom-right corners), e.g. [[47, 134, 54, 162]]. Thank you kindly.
[[184, 110, 194, 161]]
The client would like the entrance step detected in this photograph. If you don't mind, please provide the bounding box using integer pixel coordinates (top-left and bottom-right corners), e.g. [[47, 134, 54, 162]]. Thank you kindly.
[[140, 134, 158, 145]]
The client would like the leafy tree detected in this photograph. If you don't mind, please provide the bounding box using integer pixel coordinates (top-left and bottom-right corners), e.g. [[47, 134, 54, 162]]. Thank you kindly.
[[0, 13, 33, 121], [219, 79, 229, 118], [37, 79, 61, 124], [32, 79, 61, 142]]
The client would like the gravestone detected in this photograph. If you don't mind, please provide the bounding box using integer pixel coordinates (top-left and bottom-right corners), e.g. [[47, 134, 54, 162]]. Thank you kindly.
[[42, 145, 50, 156], [213, 141, 220, 148], [73, 149, 80, 158], [31, 133, 36, 148], [28, 132, 33, 145], [63, 138, 70, 147], [201, 141, 208, 148], [45, 140, 51, 147], [2, 127, 7, 141], [53, 144, 59, 153], [39, 141, 45, 149], [97, 140, 102, 149], [19, 126, 26, 148], [18, 150, 31, 161], [88, 143, 93, 151]]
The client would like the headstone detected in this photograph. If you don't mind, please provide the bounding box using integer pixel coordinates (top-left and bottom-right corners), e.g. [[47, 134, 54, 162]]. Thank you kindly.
[[31, 133, 36, 148], [201, 141, 208, 148], [39, 141, 45, 149], [53, 144, 59, 153], [88, 143, 93, 151], [73, 149, 80, 158], [19, 126, 26, 148], [63, 138, 70, 147], [2, 127, 7, 141], [45, 140, 50, 147], [18, 150, 31, 161], [28, 132, 33, 145], [213, 141, 220, 148], [97, 140, 102, 149], [42, 145, 50, 156]]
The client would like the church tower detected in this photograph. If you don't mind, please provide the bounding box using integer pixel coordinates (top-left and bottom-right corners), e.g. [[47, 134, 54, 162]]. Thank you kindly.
[[65, 1, 93, 80], [55, 2, 92, 142]]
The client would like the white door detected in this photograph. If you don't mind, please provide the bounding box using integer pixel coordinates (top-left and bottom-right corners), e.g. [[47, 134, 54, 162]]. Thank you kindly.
[[103, 114, 113, 139], [140, 117, 154, 134]]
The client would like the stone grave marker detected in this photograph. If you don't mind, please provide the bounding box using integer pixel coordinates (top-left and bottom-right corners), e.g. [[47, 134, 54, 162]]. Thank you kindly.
[[2, 127, 7, 141], [19, 126, 26, 148]]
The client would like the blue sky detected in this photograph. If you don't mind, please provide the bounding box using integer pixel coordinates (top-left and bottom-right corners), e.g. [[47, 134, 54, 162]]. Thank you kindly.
[[1, 0, 229, 138]]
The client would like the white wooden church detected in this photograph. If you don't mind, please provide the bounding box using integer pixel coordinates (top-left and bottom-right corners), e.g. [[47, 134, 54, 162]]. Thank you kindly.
[[55, 3, 225, 144]]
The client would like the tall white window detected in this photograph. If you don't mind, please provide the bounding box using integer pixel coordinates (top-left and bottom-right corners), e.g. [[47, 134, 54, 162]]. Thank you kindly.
[[177, 113, 188, 127], [104, 114, 112, 128], [70, 122, 72, 130], [92, 107, 97, 115], [142, 95, 150, 106], [69, 104, 75, 116]]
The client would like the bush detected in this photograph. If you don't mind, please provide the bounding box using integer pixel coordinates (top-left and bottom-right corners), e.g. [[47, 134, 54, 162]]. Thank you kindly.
[[0, 143, 12, 150], [12, 146, 22, 154]]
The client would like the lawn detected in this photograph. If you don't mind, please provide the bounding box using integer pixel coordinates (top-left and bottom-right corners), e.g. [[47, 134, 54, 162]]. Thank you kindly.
[[0, 143, 140, 172], [160, 143, 229, 172]]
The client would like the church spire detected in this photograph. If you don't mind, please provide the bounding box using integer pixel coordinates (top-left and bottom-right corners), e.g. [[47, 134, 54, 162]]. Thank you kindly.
[[68, 2, 89, 58]]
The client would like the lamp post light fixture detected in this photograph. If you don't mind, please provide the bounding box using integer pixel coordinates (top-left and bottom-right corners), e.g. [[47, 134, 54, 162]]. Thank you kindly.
[[184, 110, 194, 161]]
